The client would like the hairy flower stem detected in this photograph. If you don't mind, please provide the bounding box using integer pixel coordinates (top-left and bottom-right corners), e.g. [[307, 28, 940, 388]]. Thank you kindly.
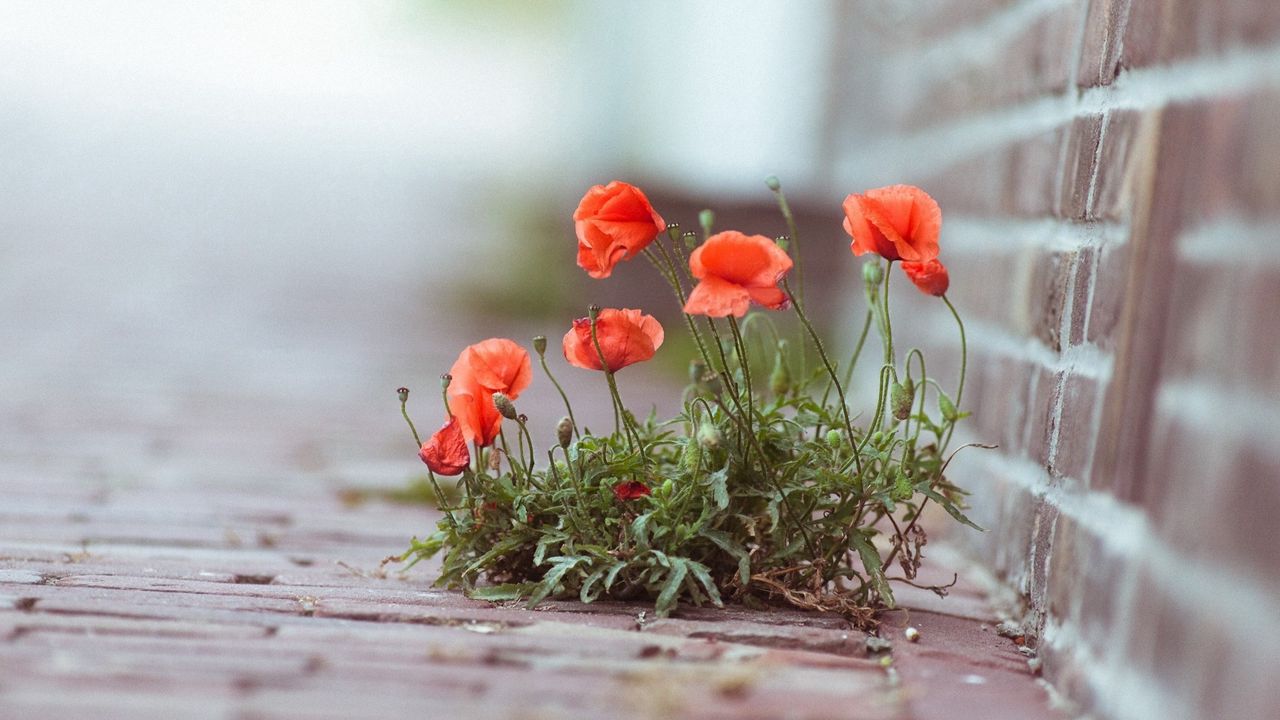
[[881, 262, 897, 375], [589, 313, 644, 460], [727, 316, 754, 422], [538, 353, 579, 440], [817, 309, 873, 440], [941, 294, 968, 450], [644, 248, 714, 372], [400, 394, 458, 532], [707, 394, 817, 560], [400, 396, 422, 447], [768, 180, 804, 305], [784, 279, 862, 475]]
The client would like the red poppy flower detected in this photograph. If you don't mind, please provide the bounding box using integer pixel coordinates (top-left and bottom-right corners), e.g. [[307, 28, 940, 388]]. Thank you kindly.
[[574, 181, 666, 279], [901, 259, 950, 297], [562, 308, 664, 372], [843, 185, 941, 263], [446, 339, 532, 447], [683, 231, 793, 317], [612, 480, 651, 501], [419, 416, 470, 476]]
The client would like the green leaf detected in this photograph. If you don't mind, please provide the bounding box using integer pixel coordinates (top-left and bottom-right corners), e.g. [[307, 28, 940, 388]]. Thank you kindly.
[[686, 559, 724, 608], [655, 558, 688, 617], [737, 555, 751, 586], [706, 468, 729, 510], [631, 513, 654, 550], [580, 564, 609, 603], [850, 532, 895, 608], [469, 583, 533, 602], [527, 556, 586, 607], [603, 561, 627, 592], [698, 528, 748, 560], [917, 486, 985, 531]]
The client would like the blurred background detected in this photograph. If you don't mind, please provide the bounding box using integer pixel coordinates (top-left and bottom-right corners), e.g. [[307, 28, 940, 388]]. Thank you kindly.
[[0, 0, 864, 466]]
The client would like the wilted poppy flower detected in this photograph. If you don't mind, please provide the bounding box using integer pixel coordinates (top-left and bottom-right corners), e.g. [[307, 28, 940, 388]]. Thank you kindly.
[[901, 259, 950, 297], [447, 339, 532, 447], [574, 181, 666, 279], [419, 416, 470, 476], [843, 185, 941, 263], [612, 480, 651, 501], [683, 231, 793, 317], [562, 308, 664, 372]]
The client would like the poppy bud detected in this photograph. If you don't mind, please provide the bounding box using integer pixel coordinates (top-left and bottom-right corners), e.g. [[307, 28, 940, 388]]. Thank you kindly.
[[440, 374, 452, 392], [863, 261, 884, 288], [556, 416, 573, 449], [892, 471, 913, 502], [891, 382, 912, 421], [660, 479, 674, 498], [825, 429, 842, 446], [493, 392, 518, 421], [680, 437, 702, 471], [764, 175, 781, 191], [397, 387, 409, 403], [699, 209, 715, 236], [939, 393, 958, 422], [532, 335, 547, 356], [697, 423, 721, 450], [769, 344, 791, 396]]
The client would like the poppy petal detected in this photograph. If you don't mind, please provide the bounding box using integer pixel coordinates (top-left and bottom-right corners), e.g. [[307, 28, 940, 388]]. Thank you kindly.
[[684, 275, 752, 317], [419, 416, 470, 475]]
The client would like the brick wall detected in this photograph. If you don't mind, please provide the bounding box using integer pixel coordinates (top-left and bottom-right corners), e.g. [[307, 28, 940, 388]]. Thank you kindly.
[[829, 2, 1280, 718]]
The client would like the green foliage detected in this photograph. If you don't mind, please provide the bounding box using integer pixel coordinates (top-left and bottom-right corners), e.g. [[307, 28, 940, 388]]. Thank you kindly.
[[400, 310, 980, 625]]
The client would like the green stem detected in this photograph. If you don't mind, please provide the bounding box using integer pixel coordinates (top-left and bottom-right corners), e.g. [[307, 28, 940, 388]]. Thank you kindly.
[[400, 398, 422, 447], [769, 180, 803, 305], [539, 353, 579, 440], [942, 294, 968, 451], [785, 279, 862, 474]]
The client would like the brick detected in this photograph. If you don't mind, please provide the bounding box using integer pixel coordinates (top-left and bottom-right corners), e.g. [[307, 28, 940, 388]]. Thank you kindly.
[[1057, 114, 1104, 220], [1076, 0, 1128, 88], [973, 355, 1035, 456], [1049, 373, 1099, 481], [1121, 0, 1280, 70], [1026, 367, 1063, 469], [1162, 256, 1249, 384], [1025, 500, 1059, 633], [1085, 240, 1129, 349], [1245, 265, 1280, 391], [1003, 126, 1067, 217], [1089, 110, 1143, 221], [1026, 247, 1076, 352]]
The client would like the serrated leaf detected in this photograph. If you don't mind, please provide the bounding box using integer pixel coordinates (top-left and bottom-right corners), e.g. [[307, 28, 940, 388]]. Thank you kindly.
[[655, 558, 688, 617], [698, 528, 748, 560], [850, 532, 895, 608], [686, 559, 724, 608], [580, 565, 609, 603], [526, 556, 585, 607], [469, 583, 533, 602], [706, 468, 729, 510], [918, 487, 985, 531], [631, 513, 653, 550], [603, 561, 627, 592]]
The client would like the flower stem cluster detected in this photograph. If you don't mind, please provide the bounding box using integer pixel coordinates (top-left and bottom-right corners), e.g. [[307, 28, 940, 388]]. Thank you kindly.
[[395, 178, 980, 623]]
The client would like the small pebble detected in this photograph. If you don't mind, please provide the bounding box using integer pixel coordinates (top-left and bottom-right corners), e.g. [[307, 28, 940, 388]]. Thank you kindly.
[[904, 626, 920, 642]]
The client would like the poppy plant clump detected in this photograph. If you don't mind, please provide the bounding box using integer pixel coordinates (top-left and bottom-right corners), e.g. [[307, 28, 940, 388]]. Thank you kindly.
[[394, 179, 980, 625]]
